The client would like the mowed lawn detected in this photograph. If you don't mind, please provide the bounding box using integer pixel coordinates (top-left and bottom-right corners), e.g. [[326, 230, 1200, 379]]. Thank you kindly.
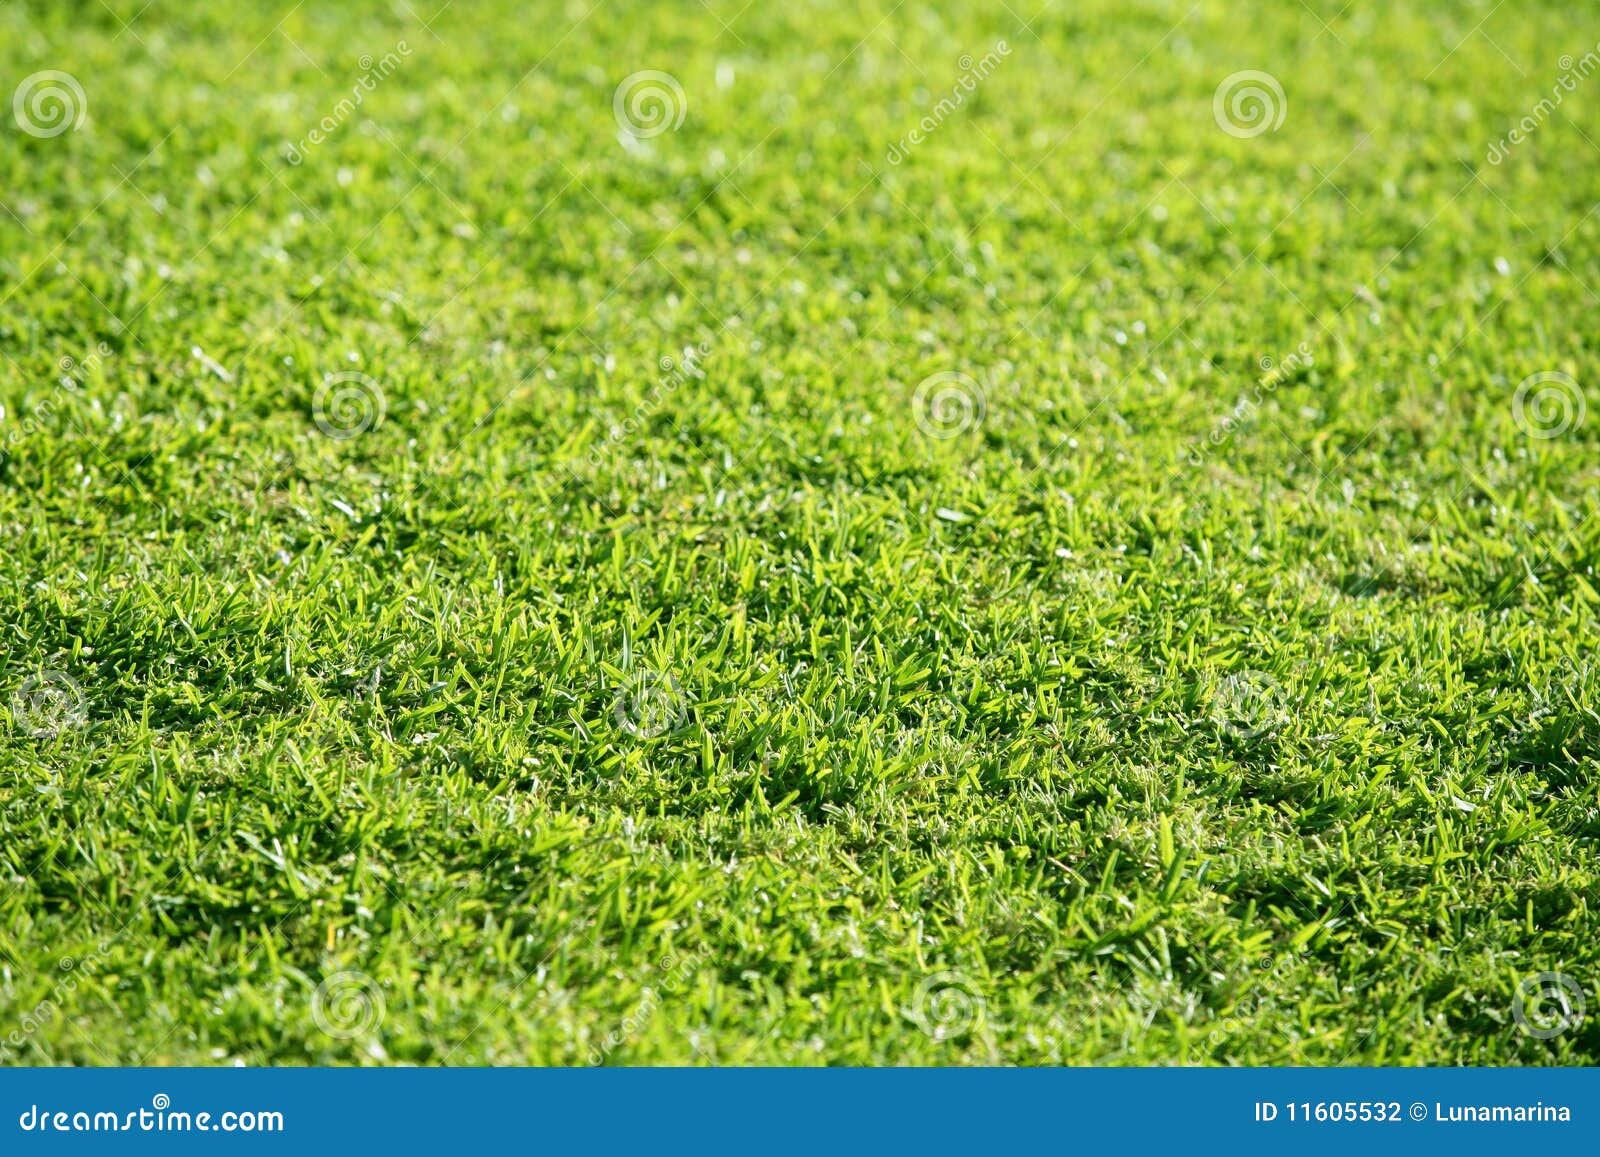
[[1, 0, 1597, 1065]]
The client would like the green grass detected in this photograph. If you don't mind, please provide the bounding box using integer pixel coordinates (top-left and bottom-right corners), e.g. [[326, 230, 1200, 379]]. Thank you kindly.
[[1, 0, 1598, 1066]]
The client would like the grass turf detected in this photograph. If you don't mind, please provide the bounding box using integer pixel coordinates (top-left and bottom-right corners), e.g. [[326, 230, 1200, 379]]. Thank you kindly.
[[1, 0, 1598, 1065]]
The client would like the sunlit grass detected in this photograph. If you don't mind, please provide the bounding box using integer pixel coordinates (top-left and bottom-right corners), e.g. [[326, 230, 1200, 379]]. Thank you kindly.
[[0, 0, 1596, 1064]]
